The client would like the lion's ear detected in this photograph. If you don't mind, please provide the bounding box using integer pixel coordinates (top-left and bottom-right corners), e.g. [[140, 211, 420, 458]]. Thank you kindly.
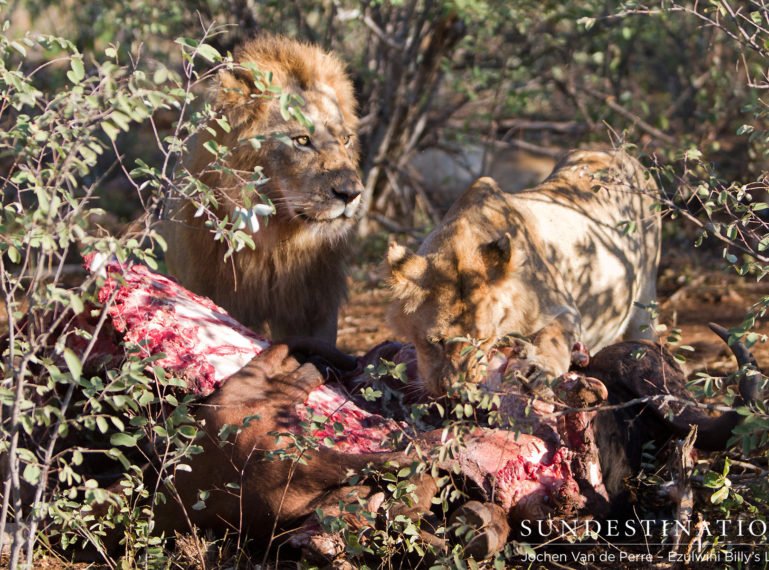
[[218, 69, 255, 102], [216, 69, 265, 127], [387, 242, 428, 313], [481, 231, 521, 277]]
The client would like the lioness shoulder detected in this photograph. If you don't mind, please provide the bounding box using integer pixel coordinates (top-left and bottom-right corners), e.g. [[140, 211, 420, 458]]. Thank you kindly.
[[164, 35, 363, 343], [387, 149, 661, 395]]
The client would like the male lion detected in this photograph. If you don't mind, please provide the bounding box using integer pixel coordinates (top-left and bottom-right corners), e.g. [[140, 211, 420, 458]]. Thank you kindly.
[[387, 149, 661, 396], [164, 36, 363, 343]]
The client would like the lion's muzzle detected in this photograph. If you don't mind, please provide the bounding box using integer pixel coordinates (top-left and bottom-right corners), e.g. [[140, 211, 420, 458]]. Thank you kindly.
[[419, 340, 489, 396], [329, 168, 363, 219]]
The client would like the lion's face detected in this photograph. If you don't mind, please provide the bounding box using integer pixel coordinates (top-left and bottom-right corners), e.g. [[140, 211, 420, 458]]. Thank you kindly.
[[170, 36, 365, 342], [194, 36, 364, 240], [387, 222, 529, 396], [261, 87, 363, 229]]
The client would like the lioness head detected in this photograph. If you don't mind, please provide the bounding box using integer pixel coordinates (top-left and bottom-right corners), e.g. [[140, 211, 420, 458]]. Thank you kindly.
[[189, 35, 363, 237], [387, 180, 533, 396]]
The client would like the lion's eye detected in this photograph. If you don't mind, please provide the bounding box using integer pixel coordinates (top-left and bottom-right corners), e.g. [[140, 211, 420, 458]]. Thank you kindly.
[[293, 135, 311, 147], [341, 134, 352, 146]]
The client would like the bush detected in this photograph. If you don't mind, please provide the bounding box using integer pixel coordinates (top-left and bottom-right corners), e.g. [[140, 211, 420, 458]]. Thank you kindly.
[[0, 13, 263, 565]]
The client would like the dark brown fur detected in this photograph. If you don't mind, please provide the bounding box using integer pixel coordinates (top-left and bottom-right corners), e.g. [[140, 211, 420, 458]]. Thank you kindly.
[[155, 346, 414, 538], [588, 328, 762, 505], [153, 345, 508, 560]]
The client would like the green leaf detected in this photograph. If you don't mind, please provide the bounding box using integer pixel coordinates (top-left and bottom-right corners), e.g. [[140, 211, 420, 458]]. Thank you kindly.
[[9, 41, 27, 58], [215, 117, 231, 134], [62, 347, 82, 379], [68, 292, 85, 315], [279, 92, 291, 121], [203, 139, 219, 156], [272, 133, 292, 146], [109, 110, 131, 131], [96, 416, 109, 434], [711, 486, 729, 504], [177, 425, 197, 438], [110, 432, 138, 447], [130, 416, 148, 427], [153, 67, 168, 84], [175, 37, 199, 49], [7, 246, 20, 264], [683, 148, 702, 161], [102, 121, 120, 141], [196, 44, 221, 63], [702, 472, 721, 488], [23, 464, 41, 485], [67, 57, 85, 84]]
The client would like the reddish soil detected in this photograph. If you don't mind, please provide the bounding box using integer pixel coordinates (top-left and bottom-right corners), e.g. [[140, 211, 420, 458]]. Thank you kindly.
[[655, 243, 769, 377], [337, 274, 393, 355]]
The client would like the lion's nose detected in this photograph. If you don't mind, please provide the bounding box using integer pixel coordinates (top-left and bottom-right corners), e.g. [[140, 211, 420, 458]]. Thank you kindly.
[[332, 186, 362, 204]]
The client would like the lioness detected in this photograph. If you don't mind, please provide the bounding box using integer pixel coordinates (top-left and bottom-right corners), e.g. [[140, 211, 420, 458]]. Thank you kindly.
[[164, 36, 363, 343], [387, 149, 661, 396]]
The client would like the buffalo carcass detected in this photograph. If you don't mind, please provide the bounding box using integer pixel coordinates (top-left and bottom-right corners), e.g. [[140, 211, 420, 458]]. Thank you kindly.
[[584, 323, 763, 508], [161, 343, 601, 561], [31, 259, 763, 562], [64, 259, 607, 561], [350, 328, 764, 524]]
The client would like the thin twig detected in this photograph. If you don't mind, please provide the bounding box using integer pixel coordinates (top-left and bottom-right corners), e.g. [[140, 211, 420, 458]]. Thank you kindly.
[[577, 83, 677, 145]]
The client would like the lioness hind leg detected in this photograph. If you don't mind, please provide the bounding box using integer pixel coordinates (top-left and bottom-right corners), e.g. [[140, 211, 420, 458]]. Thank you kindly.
[[623, 278, 658, 341]]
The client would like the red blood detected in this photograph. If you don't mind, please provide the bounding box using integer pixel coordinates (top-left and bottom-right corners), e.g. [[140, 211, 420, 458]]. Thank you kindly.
[[86, 256, 269, 395]]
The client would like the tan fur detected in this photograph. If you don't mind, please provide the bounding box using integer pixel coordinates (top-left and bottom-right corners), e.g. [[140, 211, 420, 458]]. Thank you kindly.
[[387, 150, 661, 396], [164, 36, 363, 343]]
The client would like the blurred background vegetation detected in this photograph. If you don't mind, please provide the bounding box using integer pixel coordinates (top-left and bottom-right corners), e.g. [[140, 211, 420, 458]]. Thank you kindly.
[[6, 0, 769, 229]]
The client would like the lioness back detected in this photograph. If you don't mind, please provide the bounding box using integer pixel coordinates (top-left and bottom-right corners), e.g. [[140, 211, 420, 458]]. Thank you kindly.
[[509, 149, 660, 348], [387, 149, 661, 395], [164, 36, 363, 344]]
